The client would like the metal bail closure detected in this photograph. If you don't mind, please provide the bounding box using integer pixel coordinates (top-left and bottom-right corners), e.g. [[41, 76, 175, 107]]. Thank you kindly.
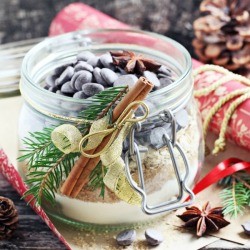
[[124, 109, 195, 215]]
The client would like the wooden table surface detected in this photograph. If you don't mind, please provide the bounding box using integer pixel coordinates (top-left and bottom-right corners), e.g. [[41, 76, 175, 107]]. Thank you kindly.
[[0, 173, 67, 250]]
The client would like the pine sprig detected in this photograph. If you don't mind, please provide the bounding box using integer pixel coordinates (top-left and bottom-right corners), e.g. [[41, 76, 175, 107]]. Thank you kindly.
[[219, 174, 250, 218], [19, 86, 127, 205], [19, 129, 80, 204], [18, 127, 54, 168]]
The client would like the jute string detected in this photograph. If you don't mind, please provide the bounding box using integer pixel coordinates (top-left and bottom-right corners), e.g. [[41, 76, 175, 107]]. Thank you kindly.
[[193, 64, 250, 155]]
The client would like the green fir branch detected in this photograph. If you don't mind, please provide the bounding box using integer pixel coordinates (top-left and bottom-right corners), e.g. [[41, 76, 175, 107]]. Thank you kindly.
[[18, 127, 54, 168], [20, 132, 80, 204], [19, 86, 127, 205], [219, 175, 250, 218]]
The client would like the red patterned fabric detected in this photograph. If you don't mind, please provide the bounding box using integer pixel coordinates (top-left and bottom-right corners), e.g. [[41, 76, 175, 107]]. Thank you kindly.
[[49, 3, 129, 36], [194, 65, 250, 151]]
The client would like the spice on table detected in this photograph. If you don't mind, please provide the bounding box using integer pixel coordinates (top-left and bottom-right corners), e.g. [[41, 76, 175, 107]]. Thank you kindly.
[[177, 201, 230, 237], [60, 77, 154, 198], [110, 50, 161, 75], [0, 196, 18, 240], [242, 221, 250, 236]]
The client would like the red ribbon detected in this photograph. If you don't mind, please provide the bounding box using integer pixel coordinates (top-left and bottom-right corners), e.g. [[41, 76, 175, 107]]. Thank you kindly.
[[186, 158, 250, 201]]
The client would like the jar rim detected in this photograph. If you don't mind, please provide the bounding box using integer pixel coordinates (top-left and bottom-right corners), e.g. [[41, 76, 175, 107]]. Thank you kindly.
[[21, 28, 193, 114]]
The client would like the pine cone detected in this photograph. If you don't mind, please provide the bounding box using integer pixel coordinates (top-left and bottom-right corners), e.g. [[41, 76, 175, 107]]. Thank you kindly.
[[0, 196, 18, 240], [193, 0, 250, 76]]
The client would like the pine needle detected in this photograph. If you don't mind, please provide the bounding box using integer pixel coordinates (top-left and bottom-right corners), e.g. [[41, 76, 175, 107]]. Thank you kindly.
[[19, 86, 127, 205], [219, 174, 250, 218]]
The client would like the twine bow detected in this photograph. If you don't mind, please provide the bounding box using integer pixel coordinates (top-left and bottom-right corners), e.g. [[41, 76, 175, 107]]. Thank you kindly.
[[51, 101, 149, 205]]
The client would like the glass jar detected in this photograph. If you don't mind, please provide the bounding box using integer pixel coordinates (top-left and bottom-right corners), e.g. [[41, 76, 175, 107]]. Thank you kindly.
[[0, 38, 43, 97], [18, 29, 204, 231]]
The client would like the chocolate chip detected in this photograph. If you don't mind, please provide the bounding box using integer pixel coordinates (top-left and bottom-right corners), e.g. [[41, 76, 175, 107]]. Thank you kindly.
[[74, 61, 93, 72], [135, 100, 155, 116], [113, 74, 138, 88], [87, 56, 102, 67], [55, 79, 60, 86], [77, 51, 95, 61], [134, 130, 150, 145], [61, 81, 75, 94], [117, 67, 127, 75], [150, 127, 170, 149], [57, 66, 74, 86], [145, 229, 163, 246], [44, 85, 50, 90], [175, 109, 189, 128], [82, 83, 104, 97], [99, 53, 115, 70], [93, 67, 107, 86], [100, 68, 118, 86], [143, 71, 161, 88], [48, 86, 58, 93], [159, 77, 173, 88], [53, 63, 71, 76], [116, 229, 136, 246], [70, 71, 82, 89], [45, 74, 57, 87], [157, 65, 171, 76], [73, 91, 89, 99], [71, 59, 78, 66], [158, 73, 169, 78], [74, 70, 93, 91], [74, 80, 85, 92], [154, 119, 171, 128], [140, 122, 156, 132], [242, 221, 250, 235]]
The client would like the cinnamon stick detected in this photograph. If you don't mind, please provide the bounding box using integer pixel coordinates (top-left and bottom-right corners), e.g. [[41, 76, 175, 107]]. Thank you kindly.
[[112, 77, 149, 120], [60, 77, 153, 197], [70, 135, 111, 198], [60, 149, 93, 196]]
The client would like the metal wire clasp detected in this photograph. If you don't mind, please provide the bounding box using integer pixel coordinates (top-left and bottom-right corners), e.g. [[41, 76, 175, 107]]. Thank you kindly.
[[124, 109, 195, 215]]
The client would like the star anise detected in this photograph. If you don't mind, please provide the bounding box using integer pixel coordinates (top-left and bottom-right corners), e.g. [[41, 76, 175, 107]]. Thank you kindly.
[[177, 202, 230, 237], [110, 50, 161, 75]]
